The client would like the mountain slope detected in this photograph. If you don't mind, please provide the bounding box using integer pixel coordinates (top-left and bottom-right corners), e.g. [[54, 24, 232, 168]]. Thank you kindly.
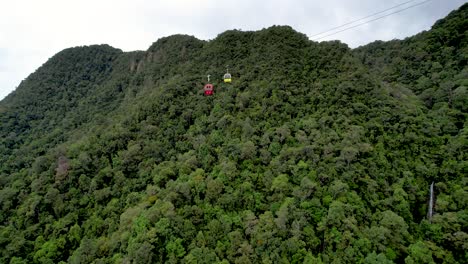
[[0, 4, 467, 263], [353, 3, 468, 111]]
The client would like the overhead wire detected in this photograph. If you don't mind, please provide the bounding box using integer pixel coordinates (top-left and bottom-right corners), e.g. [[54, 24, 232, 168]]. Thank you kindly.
[[312, 0, 433, 41], [309, 0, 420, 38]]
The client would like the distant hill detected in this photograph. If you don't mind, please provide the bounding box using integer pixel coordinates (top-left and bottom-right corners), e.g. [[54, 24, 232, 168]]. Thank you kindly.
[[0, 4, 466, 263]]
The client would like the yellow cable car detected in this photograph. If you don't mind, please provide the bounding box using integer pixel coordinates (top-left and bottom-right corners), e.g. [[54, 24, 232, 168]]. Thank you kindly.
[[223, 67, 232, 83]]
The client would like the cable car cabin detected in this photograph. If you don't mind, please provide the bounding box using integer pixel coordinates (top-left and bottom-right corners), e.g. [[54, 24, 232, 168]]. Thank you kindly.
[[223, 73, 232, 83], [204, 84, 214, 96]]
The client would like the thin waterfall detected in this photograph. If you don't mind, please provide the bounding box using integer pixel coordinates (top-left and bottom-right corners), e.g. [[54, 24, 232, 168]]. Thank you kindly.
[[428, 181, 434, 222]]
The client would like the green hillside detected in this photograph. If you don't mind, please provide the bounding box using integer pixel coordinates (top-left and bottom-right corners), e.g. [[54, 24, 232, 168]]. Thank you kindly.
[[0, 4, 466, 263]]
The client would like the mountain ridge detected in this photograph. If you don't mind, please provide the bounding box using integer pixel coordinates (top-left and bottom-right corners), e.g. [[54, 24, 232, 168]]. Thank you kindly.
[[0, 3, 466, 263]]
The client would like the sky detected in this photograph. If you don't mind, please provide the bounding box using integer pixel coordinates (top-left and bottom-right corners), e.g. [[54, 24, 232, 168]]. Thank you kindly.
[[0, 0, 466, 100]]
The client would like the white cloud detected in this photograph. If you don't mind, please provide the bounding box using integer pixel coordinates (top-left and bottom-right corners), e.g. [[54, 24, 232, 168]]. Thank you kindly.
[[0, 0, 466, 100]]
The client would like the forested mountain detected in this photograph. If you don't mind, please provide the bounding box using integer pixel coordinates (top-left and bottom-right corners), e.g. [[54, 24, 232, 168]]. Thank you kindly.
[[0, 4, 466, 264]]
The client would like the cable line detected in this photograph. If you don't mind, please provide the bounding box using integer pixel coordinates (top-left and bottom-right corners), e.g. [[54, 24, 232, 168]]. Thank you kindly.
[[312, 0, 433, 41], [310, 0, 420, 38]]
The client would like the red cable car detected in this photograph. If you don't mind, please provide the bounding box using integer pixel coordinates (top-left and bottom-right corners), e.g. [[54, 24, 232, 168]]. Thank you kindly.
[[204, 83, 214, 96], [204, 74, 214, 96]]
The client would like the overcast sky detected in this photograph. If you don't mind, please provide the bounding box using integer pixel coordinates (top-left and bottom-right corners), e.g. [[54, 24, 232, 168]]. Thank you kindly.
[[0, 0, 465, 100]]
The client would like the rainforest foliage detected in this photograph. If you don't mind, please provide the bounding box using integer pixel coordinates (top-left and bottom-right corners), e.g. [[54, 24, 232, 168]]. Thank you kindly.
[[0, 4, 467, 264]]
